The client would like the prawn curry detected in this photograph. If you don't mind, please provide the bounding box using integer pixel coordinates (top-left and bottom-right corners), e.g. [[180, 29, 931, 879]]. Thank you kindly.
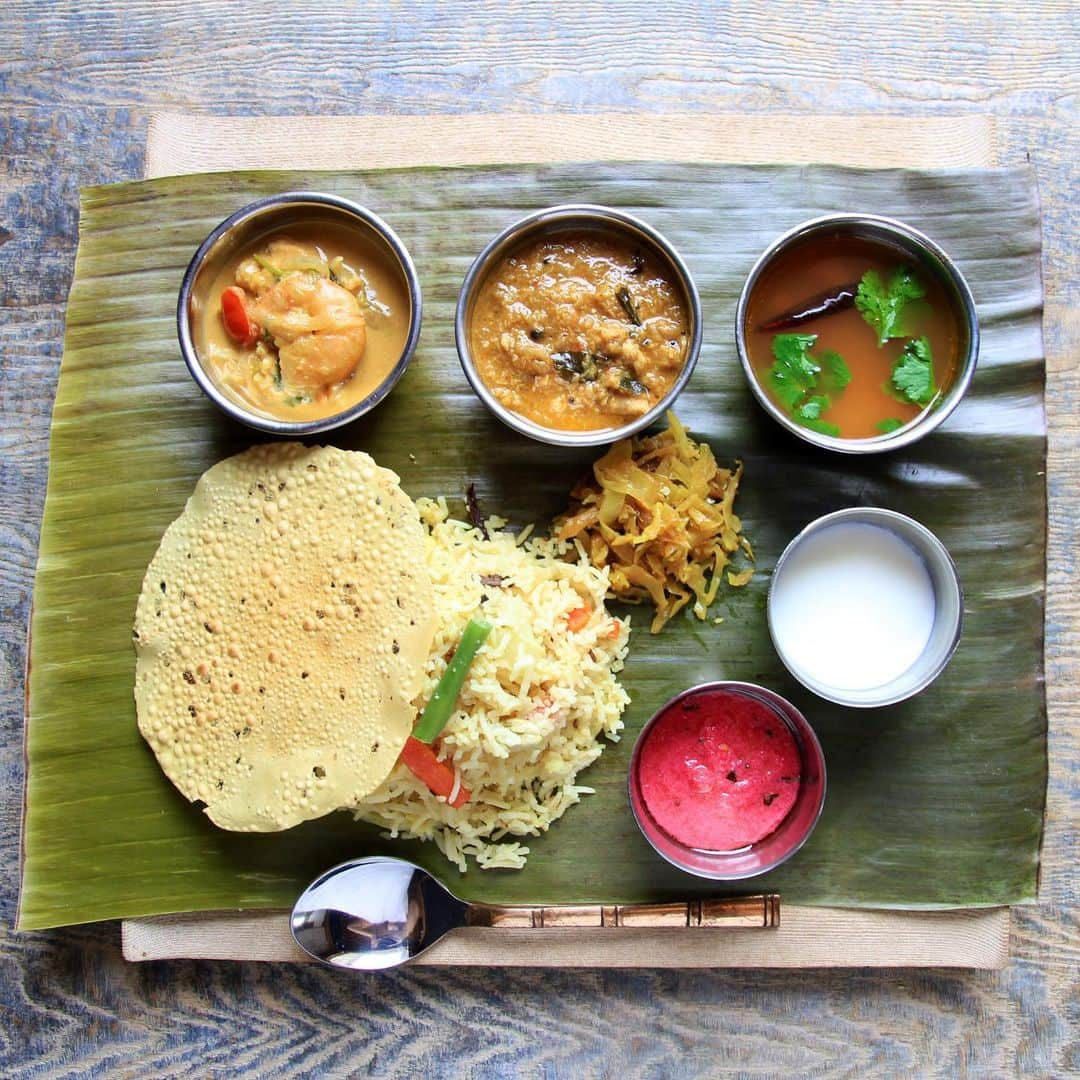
[[469, 231, 690, 431], [194, 222, 411, 423]]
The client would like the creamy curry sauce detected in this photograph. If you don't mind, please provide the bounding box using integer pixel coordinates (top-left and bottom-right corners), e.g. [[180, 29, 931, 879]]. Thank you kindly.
[[469, 232, 689, 431], [194, 223, 411, 423]]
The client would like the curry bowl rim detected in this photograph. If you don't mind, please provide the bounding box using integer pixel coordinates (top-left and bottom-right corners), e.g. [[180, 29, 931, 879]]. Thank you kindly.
[[177, 190, 423, 435], [455, 202, 703, 448]]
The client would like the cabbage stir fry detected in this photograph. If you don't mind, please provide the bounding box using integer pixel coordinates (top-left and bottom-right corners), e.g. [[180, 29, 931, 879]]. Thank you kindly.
[[556, 413, 754, 632]]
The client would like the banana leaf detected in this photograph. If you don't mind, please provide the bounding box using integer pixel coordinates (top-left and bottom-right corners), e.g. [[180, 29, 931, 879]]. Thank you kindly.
[[18, 164, 1046, 930]]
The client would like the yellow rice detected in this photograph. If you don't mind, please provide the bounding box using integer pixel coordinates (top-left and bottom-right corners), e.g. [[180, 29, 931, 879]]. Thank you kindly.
[[352, 497, 630, 870]]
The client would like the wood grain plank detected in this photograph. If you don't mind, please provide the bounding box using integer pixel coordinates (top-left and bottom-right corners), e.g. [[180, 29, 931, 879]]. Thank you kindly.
[[3, 2, 1078, 115]]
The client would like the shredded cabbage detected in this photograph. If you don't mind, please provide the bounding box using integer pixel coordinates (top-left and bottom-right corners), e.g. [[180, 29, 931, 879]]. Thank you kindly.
[[555, 413, 753, 633]]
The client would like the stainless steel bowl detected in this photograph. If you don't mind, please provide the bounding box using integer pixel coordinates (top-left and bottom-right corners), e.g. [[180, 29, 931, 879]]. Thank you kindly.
[[768, 507, 964, 707], [628, 681, 826, 881], [735, 213, 979, 454], [455, 204, 702, 447], [177, 192, 422, 435]]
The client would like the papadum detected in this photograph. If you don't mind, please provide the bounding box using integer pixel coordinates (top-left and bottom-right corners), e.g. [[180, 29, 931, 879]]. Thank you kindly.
[[133, 443, 435, 831]]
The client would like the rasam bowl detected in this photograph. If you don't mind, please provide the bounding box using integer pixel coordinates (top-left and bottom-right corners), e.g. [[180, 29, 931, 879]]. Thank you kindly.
[[735, 213, 979, 454]]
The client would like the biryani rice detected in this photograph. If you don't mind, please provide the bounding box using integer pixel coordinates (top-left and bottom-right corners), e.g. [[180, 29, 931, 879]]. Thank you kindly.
[[353, 497, 630, 870]]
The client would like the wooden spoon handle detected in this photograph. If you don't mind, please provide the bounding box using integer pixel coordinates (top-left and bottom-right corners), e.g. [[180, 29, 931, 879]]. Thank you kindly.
[[466, 895, 779, 929]]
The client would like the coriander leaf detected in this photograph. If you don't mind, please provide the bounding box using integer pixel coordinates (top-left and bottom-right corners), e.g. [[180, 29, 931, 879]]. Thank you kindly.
[[796, 394, 831, 421], [772, 333, 820, 382], [767, 333, 820, 409], [891, 336, 935, 405], [855, 267, 926, 346], [800, 416, 840, 437], [820, 350, 851, 390], [766, 374, 804, 411], [796, 395, 837, 435], [877, 418, 904, 434]]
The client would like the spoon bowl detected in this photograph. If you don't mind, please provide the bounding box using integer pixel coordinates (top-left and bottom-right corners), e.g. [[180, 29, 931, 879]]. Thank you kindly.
[[291, 856, 468, 970]]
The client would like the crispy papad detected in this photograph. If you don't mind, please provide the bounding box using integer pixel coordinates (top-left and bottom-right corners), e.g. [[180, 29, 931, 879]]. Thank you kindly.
[[133, 443, 435, 831]]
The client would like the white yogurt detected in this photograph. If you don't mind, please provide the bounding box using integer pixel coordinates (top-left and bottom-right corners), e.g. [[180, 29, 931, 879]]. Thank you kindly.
[[770, 522, 936, 692]]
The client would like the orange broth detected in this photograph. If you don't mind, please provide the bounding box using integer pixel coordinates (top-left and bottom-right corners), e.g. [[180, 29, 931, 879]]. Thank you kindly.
[[744, 234, 961, 439]]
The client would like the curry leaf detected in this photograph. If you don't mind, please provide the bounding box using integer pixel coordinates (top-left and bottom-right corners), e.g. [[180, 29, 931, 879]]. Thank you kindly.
[[616, 286, 642, 326], [552, 350, 604, 382]]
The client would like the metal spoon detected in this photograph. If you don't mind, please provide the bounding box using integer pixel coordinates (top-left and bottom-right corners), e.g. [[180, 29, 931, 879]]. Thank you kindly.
[[291, 856, 779, 970]]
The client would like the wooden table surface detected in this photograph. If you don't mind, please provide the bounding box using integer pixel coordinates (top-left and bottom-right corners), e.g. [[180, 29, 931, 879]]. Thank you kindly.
[[3, 4, 1077, 1076]]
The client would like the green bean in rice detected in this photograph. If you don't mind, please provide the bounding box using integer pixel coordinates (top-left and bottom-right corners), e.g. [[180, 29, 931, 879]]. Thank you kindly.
[[352, 496, 631, 870]]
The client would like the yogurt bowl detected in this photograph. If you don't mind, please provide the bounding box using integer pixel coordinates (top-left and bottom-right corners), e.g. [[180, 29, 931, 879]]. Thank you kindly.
[[768, 507, 964, 707]]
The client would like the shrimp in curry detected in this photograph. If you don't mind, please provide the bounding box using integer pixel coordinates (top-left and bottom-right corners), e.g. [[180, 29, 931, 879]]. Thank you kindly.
[[194, 226, 410, 423]]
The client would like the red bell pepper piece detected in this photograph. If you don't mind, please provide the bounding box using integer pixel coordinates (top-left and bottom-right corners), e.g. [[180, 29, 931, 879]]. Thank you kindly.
[[221, 285, 259, 347], [398, 736, 470, 808]]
